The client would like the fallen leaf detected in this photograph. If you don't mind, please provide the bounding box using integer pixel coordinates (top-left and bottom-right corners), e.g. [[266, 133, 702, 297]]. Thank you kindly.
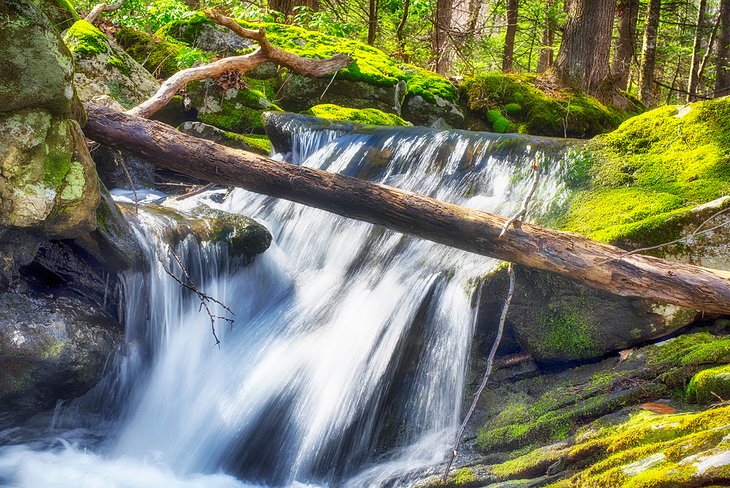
[[640, 403, 677, 415], [618, 349, 635, 363]]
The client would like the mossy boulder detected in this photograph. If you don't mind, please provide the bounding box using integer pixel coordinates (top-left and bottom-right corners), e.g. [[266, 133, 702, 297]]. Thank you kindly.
[[560, 98, 730, 244], [186, 79, 282, 134], [306, 104, 410, 126], [462, 73, 629, 138], [478, 266, 697, 363], [179, 121, 272, 155], [64, 20, 160, 108], [0, 0, 78, 115], [686, 364, 730, 403], [401, 94, 465, 128], [115, 26, 212, 79], [0, 292, 121, 428]]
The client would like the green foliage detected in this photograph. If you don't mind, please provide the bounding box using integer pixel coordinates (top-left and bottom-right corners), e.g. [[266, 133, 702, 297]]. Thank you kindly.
[[560, 98, 730, 242], [306, 104, 409, 126]]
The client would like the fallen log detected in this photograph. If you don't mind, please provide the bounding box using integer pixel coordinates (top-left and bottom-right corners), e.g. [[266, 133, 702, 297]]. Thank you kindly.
[[83, 103, 730, 315]]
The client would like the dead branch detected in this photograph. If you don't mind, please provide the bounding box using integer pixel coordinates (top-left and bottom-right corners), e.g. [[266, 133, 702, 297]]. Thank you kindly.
[[85, 0, 126, 24], [161, 248, 235, 346], [127, 10, 352, 118], [499, 158, 541, 238], [443, 263, 516, 480]]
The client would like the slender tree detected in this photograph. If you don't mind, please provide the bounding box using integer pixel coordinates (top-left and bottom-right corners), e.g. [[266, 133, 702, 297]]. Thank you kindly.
[[431, 0, 453, 74], [717, 0, 730, 96], [537, 0, 556, 72], [269, 0, 319, 18], [554, 0, 616, 94], [612, 0, 640, 91], [367, 0, 378, 45], [687, 0, 708, 101], [639, 0, 662, 104], [396, 0, 411, 60], [502, 0, 519, 72]]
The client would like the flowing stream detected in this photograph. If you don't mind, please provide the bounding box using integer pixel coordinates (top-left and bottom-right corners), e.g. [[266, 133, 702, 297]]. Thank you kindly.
[[0, 121, 579, 487]]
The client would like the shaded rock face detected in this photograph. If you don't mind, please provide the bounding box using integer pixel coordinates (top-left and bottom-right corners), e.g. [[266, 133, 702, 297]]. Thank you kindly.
[[0, 292, 121, 428], [277, 73, 407, 115], [478, 266, 697, 363], [0, 0, 100, 285], [401, 94, 465, 129], [63, 20, 160, 109]]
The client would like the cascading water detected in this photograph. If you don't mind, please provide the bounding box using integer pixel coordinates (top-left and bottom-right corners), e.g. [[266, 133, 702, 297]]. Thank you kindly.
[[0, 120, 579, 487]]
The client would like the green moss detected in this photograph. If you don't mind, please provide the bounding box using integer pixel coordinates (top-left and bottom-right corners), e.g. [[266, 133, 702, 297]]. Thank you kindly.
[[650, 333, 730, 368], [559, 98, 730, 243], [306, 104, 409, 126], [157, 13, 456, 101], [239, 134, 271, 155], [451, 467, 477, 485], [463, 72, 626, 138], [487, 109, 513, 133], [64, 20, 109, 56], [115, 26, 212, 78], [686, 365, 730, 403]]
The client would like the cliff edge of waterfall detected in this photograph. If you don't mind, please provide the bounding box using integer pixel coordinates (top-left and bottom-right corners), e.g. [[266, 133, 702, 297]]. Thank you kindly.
[[1, 1, 729, 487]]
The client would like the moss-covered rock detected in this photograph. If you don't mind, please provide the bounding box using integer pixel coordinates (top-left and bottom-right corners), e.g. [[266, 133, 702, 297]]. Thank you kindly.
[[63, 20, 160, 108], [560, 98, 730, 244], [34, 0, 79, 30], [306, 104, 410, 126], [686, 364, 730, 404], [179, 121, 272, 155], [0, 0, 77, 115], [462, 73, 630, 138], [115, 26, 212, 79]]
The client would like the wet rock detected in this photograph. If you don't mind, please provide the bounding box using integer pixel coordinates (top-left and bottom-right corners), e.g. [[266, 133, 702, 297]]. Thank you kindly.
[[179, 121, 272, 156], [478, 266, 697, 363], [262, 111, 361, 160], [401, 94, 465, 129], [63, 20, 160, 108], [277, 73, 407, 115], [0, 292, 121, 428]]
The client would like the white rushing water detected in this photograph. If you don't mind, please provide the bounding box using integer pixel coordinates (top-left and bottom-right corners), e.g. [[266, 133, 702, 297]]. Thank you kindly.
[[0, 123, 577, 487]]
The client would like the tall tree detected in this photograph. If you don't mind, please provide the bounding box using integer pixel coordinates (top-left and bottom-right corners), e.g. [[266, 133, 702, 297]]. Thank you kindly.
[[687, 0, 708, 101], [717, 0, 730, 96], [554, 0, 616, 94], [537, 0, 556, 72], [638, 0, 662, 104], [502, 0, 519, 72], [367, 0, 378, 45], [612, 0, 640, 91], [396, 0, 411, 60], [268, 0, 319, 18], [431, 0, 453, 74]]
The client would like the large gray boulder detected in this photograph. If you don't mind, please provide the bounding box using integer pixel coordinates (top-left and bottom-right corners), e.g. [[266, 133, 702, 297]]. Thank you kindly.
[[401, 94, 465, 129]]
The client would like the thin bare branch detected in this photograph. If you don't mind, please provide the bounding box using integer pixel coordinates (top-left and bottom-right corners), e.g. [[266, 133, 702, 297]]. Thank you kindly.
[[499, 158, 541, 238]]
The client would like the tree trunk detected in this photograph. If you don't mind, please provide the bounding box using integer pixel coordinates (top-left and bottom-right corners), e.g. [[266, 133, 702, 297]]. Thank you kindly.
[[639, 0, 662, 104], [537, 0, 555, 73], [431, 0, 453, 74], [396, 0, 410, 60], [268, 0, 319, 18], [367, 0, 378, 45], [612, 0, 640, 91], [82, 104, 730, 316], [502, 0, 518, 72], [554, 0, 616, 94], [716, 0, 730, 97], [467, 0, 482, 36], [687, 0, 708, 101]]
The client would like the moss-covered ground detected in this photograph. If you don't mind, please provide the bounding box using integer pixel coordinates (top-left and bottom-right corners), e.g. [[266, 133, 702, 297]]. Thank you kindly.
[[557, 97, 730, 244], [462, 72, 635, 138]]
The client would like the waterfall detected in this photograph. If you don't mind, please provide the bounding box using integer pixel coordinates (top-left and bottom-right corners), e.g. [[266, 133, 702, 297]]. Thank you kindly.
[[0, 122, 578, 487]]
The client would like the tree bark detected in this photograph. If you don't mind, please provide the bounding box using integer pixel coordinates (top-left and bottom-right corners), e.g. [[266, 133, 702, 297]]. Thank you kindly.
[[612, 0, 640, 91], [431, 0, 453, 74], [687, 0, 708, 101], [537, 0, 555, 73], [716, 0, 730, 97], [268, 0, 320, 18], [367, 0, 378, 45], [396, 0, 411, 60], [554, 0, 616, 94], [83, 104, 730, 316], [502, 0, 518, 72], [639, 0, 662, 105]]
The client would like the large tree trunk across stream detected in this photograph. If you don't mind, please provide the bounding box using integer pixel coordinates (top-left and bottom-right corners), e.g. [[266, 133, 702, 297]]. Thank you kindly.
[[83, 104, 730, 316]]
